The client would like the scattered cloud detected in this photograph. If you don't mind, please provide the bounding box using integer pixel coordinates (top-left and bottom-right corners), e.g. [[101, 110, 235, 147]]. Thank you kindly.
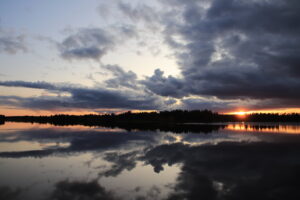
[[0, 28, 27, 54], [58, 25, 137, 61], [102, 64, 139, 90], [118, 2, 158, 25], [58, 28, 115, 60]]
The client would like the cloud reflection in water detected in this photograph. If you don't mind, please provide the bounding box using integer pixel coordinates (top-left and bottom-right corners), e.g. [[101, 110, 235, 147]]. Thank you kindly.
[[0, 122, 300, 200]]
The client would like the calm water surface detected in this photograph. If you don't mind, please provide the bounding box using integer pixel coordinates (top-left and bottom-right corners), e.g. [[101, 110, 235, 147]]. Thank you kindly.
[[1, 122, 300, 200]]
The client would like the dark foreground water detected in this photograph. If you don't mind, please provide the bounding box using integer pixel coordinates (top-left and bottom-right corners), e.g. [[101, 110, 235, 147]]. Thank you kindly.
[[0, 122, 300, 200]]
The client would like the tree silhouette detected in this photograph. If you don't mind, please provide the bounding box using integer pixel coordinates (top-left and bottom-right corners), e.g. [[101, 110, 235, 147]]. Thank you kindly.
[[2, 110, 300, 132], [0, 115, 5, 125]]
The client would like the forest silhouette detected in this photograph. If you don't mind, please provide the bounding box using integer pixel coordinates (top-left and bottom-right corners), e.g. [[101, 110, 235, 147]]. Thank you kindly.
[[1, 110, 300, 133]]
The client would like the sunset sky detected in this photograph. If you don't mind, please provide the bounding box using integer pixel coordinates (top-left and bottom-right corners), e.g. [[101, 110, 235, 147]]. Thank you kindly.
[[1, 0, 300, 115]]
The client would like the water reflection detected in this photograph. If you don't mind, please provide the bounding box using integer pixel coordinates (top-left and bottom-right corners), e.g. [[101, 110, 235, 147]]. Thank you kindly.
[[0, 122, 300, 200], [143, 142, 300, 200], [226, 123, 300, 134]]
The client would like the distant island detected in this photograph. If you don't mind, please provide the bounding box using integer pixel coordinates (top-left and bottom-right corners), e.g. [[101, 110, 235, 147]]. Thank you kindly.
[[1, 110, 300, 133]]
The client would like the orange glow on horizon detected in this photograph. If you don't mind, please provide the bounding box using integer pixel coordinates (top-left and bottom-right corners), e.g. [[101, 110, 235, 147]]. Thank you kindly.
[[225, 108, 300, 115], [2, 106, 300, 117], [0, 107, 99, 116], [0, 106, 157, 116]]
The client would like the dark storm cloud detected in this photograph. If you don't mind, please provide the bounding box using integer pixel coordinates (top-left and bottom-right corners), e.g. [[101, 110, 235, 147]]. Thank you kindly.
[[0, 29, 27, 54], [142, 0, 300, 107], [58, 25, 137, 61], [0, 80, 164, 110]]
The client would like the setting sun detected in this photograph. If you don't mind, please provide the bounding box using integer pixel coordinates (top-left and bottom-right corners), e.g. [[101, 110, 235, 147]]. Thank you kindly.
[[235, 111, 248, 119], [227, 110, 251, 119], [236, 111, 247, 116], [228, 110, 251, 116]]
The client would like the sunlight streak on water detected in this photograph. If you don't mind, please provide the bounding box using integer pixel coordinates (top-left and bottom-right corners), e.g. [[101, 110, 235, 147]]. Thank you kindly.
[[226, 123, 300, 134]]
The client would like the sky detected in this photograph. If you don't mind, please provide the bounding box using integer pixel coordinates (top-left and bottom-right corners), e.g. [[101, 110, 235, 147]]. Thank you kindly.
[[1, 0, 300, 115]]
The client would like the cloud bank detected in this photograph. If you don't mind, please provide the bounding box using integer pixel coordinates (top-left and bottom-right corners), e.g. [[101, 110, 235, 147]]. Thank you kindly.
[[0, 79, 165, 111]]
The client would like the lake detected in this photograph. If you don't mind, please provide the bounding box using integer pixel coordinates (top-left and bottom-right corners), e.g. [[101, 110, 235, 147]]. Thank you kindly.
[[1, 122, 300, 200]]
